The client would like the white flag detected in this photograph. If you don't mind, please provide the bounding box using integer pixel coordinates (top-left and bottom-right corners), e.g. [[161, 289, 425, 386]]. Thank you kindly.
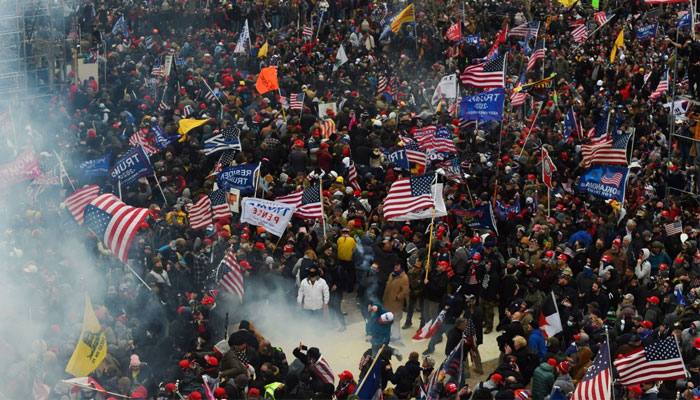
[[333, 44, 348, 72], [234, 20, 250, 54], [431, 74, 457, 106], [240, 198, 296, 237]]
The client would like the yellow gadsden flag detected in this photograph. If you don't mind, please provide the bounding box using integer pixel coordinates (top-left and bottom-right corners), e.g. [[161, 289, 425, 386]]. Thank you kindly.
[[65, 295, 107, 377], [177, 118, 210, 142], [257, 41, 268, 58], [610, 29, 625, 63]]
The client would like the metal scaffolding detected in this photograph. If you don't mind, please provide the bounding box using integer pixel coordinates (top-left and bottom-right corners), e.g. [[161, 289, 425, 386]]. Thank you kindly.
[[0, 0, 67, 104]]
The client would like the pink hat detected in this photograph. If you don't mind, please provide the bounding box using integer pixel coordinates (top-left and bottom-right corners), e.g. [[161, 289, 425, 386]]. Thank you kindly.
[[130, 354, 141, 368]]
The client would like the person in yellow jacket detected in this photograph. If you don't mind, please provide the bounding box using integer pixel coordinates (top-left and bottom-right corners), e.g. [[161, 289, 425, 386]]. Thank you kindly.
[[336, 227, 357, 292], [264, 382, 285, 399]]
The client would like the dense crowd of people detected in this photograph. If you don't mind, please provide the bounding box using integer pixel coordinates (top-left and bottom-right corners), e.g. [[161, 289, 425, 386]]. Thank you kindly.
[[4, 0, 700, 398]]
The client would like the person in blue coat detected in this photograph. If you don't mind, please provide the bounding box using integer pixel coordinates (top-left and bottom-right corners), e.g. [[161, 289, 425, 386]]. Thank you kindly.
[[527, 320, 547, 360], [366, 302, 393, 356]]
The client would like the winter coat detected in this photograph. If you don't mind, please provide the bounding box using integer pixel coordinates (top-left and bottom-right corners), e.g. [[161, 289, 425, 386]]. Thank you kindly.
[[528, 328, 547, 359], [531, 363, 556, 400], [382, 271, 410, 315], [551, 373, 575, 397]]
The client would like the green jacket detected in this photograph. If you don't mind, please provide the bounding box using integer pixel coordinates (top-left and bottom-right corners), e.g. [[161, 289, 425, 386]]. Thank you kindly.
[[531, 362, 556, 400]]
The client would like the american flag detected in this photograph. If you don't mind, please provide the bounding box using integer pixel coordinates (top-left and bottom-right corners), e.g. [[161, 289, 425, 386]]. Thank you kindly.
[[320, 119, 337, 139], [600, 171, 624, 186], [383, 173, 435, 220], [210, 189, 232, 220], [390, 76, 400, 100], [412, 125, 438, 151], [151, 59, 165, 77], [275, 186, 324, 219], [377, 76, 388, 94], [571, 23, 588, 43], [508, 21, 540, 37], [458, 118, 476, 130], [426, 341, 464, 400], [650, 71, 669, 99], [182, 104, 194, 118], [129, 131, 159, 156], [582, 131, 630, 167], [571, 341, 611, 400], [437, 157, 464, 182], [290, 92, 305, 111], [527, 42, 546, 71], [158, 99, 170, 111], [34, 153, 63, 185], [613, 337, 686, 385], [585, 114, 610, 140], [302, 25, 313, 39], [400, 136, 428, 166], [511, 74, 529, 106], [434, 126, 457, 153], [201, 82, 217, 102], [216, 249, 244, 300], [186, 195, 213, 230], [347, 162, 361, 191], [83, 194, 153, 263], [311, 357, 335, 384], [460, 53, 506, 88], [64, 185, 100, 225], [665, 221, 683, 236], [594, 12, 613, 26], [413, 308, 445, 340]]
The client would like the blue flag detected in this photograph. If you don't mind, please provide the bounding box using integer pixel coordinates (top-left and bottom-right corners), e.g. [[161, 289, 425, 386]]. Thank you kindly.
[[463, 203, 498, 234], [460, 88, 506, 121], [151, 125, 179, 149], [353, 355, 382, 400], [465, 34, 480, 46], [79, 153, 111, 177], [495, 198, 521, 220], [636, 23, 657, 40], [111, 15, 129, 37], [386, 149, 410, 170], [216, 164, 259, 194], [577, 165, 629, 202], [676, 289, 687, 306], [564, 107, 579, 140], [679, 12, 691, 29], [550, 388, 567, 400], [109, 147, 153, 187]]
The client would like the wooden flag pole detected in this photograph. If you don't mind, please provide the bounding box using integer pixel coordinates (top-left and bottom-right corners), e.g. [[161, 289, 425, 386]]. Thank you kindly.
[[355, 344, 386, 394], [424, 206, 437, 281]]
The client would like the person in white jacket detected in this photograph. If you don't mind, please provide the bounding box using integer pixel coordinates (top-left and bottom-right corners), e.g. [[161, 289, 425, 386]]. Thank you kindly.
[[297, 265, 330, 317]]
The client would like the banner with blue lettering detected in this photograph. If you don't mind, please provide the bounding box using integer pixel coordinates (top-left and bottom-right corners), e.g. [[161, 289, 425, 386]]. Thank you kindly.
[[460, 88, 506, 121], [216, 164, 259, 194], [577, 165, 629, 202], [386, 149, 410, 170], [462, 203, 498, 234], [151, 125, 179, 149], [495, 198, 521, 220], [240, 198, 295, 237], [109, 147, 153, 187], [465, 34, 480, 46], [79, 153, 111, 177], [636, 23, 657, 40]]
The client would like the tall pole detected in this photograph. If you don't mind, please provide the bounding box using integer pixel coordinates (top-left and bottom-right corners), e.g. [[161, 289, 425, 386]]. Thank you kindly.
[[424, 206, 437, 281]]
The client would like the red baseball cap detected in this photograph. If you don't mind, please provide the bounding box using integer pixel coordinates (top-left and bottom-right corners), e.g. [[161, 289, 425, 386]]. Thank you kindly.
[[646, 296, 659, 304]]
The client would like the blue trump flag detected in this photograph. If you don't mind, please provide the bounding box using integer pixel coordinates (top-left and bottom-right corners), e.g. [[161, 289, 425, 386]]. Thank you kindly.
[[353, 355, 382, 400], [495, 198, 521, 220], [679, 12, 691, 29], [79, 153, 111, 177], [636, 23, 657, 40], [465, 34, 480, 46], [151, 125, 179, 149], [460, 88, 506, 121], [111, 15, 129, 37], [216, 164, 259, 195], [577, 165, 629, 202], [463, 203, 498, 234], [109, 147, 153, 187], [386, 149, 410, 170]]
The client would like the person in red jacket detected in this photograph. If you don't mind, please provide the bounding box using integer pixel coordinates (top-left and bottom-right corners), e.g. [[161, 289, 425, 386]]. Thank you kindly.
[[316, 142, 333, 172], [334, 370, 357, 400]]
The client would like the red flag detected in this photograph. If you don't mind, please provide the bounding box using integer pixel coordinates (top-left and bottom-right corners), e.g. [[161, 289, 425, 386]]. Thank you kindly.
[[412, 309, 445, 340], [445, 22, 461, 42], [487, 25, 508, 59], [542, 147, 557, 190]]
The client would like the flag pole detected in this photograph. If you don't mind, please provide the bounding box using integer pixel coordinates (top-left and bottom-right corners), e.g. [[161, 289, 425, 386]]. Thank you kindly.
[[125, 263, 152, 291], [355, 344, 386, 393], [424, 206, 437, 281], [518, 101, 544, 159], [201, 76, 225, 108], [59, 381, 130, 399], [572, 16, 614, 52], [253, 162, 261, 197], [53, 150, 76, 191], [117, 178, 122, 200], [315, 10, 324, 40], [604, 325, 615, 400], [320, 176, 327, 240]]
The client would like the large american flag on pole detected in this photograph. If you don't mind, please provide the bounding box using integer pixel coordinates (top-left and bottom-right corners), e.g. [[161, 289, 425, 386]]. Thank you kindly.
[[216, 249, 244, 300], [571, 340, 611, 400], [650, 71, 669, 99], [347, 162, 361, 191], [187, 195, 213, 230], [594, 12, 613, 26], [383, 173, 435, 220], [412, 125, 438, 151], [210, 189, 232, 220], [526, 42, 546, 71], [613, 337, 686, 385], [275, 186, 324, 219], [64, 185, 101, 225], [434, 126, 457, 153], [290, 93, 305, 111], [571, 23, 588, 43], [508, 21, 540, 37], [581, 131, 630, 167], [83, 194, 154, 263], [459, 53, 506, 88], [400, 136, 428, 166]]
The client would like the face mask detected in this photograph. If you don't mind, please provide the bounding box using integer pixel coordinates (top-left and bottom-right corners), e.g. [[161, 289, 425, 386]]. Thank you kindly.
[[205, 248, 211, 253], [384, 236, 391, 241], [368, 233, 376, 240], [309, 270, 319, 277], [567, 321, 574, 327]]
